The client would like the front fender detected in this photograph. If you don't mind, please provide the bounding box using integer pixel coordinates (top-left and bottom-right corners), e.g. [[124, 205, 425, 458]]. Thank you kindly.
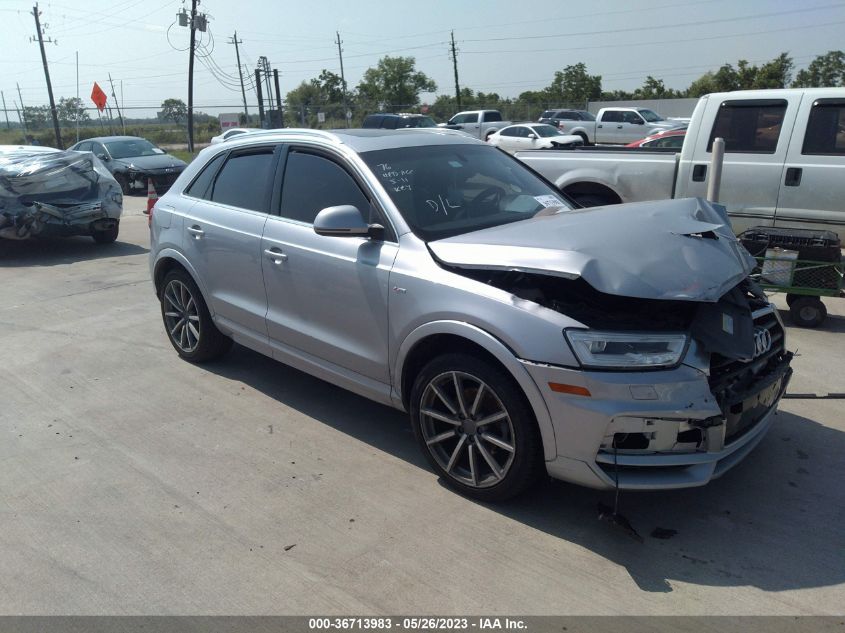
[[394, 320, 558, 461]]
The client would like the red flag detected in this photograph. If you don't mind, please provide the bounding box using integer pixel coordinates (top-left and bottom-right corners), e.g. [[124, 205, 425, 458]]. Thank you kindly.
[[91, 82, 107, 112]]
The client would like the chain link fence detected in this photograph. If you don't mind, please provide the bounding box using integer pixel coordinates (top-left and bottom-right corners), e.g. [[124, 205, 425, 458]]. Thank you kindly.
[[0, 100, 592, 148]]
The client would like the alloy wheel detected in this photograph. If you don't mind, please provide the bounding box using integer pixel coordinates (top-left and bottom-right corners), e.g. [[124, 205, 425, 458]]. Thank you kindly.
[[162, 279, 201, 353], [419, 371, 516, 489]]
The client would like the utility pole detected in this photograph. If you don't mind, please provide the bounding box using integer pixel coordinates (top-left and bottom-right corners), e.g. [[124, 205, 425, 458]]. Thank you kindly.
[[186, 0, 198, 152], [228, 31, 250, 122], [31, 3, 62, 148], [16, 84, 27, 133], [1, 92, 10, 130], [273, 68, 284, 128], [255, 68, 265, 127], [177, 1, 206, 152], [75, 50, 79, 142], [450, 30, 461, 109], [335, 30, 347, 125], [108, 73, 124, 134]]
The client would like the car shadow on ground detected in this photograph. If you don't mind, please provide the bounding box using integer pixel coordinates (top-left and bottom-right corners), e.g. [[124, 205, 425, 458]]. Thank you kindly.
[[0, 236, 148, 267], [204, 344, 845, 595]]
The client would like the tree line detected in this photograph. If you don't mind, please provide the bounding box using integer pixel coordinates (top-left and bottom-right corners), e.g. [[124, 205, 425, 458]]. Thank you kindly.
[[285, 49, 845, 123]]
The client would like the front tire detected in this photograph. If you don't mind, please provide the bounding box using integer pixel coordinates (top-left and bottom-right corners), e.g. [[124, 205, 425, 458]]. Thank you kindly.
[[410, 353, 543, 502], [160, 269, 232, 362]]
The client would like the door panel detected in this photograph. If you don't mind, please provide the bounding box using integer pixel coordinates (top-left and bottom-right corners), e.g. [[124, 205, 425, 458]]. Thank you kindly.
[[262, 149, 397, 383], [261, 219, 396, 382], [182, 202, 269, 335], [179, 147, 276, 336], [775, 94, 845, 241]]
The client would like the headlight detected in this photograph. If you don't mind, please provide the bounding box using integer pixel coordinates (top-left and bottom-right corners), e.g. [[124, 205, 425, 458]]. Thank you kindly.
[[565, 330, 688, 369]]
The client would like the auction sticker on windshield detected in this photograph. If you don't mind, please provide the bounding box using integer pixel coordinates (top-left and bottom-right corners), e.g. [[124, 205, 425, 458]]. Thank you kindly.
[[534, 194, 564, 207]]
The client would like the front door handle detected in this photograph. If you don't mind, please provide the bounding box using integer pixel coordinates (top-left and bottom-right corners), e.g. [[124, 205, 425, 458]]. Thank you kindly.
[[264, 248, 288, 264], [692, 164, 707, 182], [597, 124, 603, 128], [784, 167, 803, 187], [617, 125, 623, 129], [186, 225, 204, 238]]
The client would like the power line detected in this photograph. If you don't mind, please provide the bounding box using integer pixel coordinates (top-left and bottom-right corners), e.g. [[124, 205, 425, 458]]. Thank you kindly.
[[461, 2, 845, 43]]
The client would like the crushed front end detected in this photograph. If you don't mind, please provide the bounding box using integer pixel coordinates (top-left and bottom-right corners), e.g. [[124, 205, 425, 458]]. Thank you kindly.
[[523, 278, 793, 490]]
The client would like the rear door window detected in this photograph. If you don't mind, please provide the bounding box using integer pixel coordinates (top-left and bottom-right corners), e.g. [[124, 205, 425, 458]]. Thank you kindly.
[[482, 111, 502, 122], [801, 99, 845, 155], [707, 99, 787, 153], [602, 111, 622, 123], [209, 149, 275, 211]]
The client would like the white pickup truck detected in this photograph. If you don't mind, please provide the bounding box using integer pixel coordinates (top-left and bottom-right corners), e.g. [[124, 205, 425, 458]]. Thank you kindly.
[[553, 107, 683, 145], [443, 110, 512, 140], [517, 88, 845, 240]]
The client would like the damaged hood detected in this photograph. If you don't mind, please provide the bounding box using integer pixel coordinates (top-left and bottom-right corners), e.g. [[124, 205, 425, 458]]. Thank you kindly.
[[111, 153, 187, 172], [429, 197, 756, 302]]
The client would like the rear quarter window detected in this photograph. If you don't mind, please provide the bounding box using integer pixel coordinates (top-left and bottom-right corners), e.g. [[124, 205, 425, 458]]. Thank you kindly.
[[184, 152, 225, 199]]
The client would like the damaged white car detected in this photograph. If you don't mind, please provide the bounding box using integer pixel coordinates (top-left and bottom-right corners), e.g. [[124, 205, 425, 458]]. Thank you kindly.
[[150, 129, 793, 502], [0, 145, 122, 243]]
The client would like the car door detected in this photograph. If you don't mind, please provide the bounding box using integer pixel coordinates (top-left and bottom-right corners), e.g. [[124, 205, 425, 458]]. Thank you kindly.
[[180, 146, 278, 338], [680, 98, 798, 234], [260, 147, 398, 383], [775, 94, 845, 240], [619, 111, 647, 144], [595, 110, 620, 143]]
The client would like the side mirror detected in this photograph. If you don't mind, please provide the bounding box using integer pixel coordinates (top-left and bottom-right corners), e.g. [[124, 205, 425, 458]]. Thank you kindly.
[[313, 205, 384, 240], [527, 133, 537, 140], [634, 119, 645, 125], [97, 153, 109, 161]]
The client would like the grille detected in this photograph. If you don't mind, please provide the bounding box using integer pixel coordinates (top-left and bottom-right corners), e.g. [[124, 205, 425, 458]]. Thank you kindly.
[[708, 306, 789, 443]]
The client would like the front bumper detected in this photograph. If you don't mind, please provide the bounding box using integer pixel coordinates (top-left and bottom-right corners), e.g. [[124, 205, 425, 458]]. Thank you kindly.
[[522, 352, 792, 491]]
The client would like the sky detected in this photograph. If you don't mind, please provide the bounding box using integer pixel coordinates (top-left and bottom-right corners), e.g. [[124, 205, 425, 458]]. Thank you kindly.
[[1, 0, 844, 119]]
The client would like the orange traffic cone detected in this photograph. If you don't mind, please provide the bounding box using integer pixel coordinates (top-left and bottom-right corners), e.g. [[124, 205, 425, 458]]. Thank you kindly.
[[145, 179, 158, 227]]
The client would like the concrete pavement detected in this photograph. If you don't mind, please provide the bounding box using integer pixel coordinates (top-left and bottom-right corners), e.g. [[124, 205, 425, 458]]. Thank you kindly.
[[0, 210, 843, 615]]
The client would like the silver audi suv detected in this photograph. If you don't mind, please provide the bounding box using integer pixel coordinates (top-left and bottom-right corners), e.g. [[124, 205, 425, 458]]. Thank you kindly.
[[149, 128, 792, 501]]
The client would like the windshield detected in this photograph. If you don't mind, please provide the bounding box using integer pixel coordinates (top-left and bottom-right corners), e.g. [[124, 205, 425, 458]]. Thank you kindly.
[[104, 139, 162, 159], [361, 144, 573, 241], [638, 109, 663, 122], [532, 124, 562, 138], [405, 116, 437, 128]]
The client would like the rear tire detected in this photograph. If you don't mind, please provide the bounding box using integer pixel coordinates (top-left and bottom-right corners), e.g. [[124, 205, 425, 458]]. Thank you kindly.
[[92, 220, 119, 244], [789, 296, 827, 328], [410, 353, 543, 502], [160, 268, 233, 362]]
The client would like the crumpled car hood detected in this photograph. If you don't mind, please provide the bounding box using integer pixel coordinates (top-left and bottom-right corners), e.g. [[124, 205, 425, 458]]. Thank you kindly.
[[428, 197, 756, 302]]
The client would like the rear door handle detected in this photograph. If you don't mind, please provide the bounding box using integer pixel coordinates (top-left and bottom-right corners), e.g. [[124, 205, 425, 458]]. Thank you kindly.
[[186, 225, 204, 238], [264, 248, 288, 264], [692, 164, 707, 182], [784, 167, 803, 187], [617, 125, 623, 129]]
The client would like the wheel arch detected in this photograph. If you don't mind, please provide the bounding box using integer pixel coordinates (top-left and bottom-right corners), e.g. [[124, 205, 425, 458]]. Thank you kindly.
[[395, 321, 557, 461], [560, 180, 623, 206], [152, 250, 215, 317]]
